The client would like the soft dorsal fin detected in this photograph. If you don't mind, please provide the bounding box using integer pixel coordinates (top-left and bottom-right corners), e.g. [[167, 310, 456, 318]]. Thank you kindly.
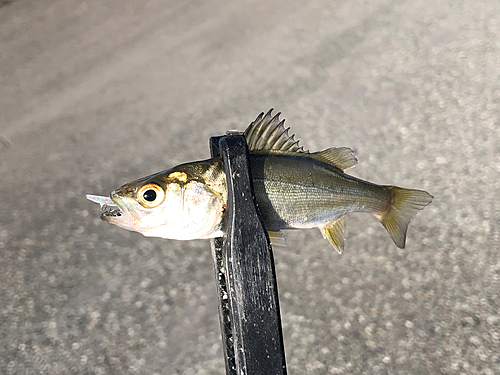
[[309, 147, 358, 171], [244, 109, 307, 153]]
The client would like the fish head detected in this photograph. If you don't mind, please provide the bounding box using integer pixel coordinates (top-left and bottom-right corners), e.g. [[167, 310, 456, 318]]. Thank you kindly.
[[99, 168, 225, 240]]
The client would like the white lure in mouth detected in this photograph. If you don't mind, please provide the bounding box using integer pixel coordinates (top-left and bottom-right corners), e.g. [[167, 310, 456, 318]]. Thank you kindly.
[[86, 194, 115, 207], [86, 194, 123, 218]]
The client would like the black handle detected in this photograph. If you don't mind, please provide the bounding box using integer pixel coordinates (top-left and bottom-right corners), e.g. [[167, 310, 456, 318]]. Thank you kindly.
[[210, 134, 287, 375]]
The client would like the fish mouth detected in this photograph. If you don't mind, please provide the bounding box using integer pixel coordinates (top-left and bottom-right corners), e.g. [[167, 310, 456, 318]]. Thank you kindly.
[[100, 204, 123, 219], [102, 191, 126, 221]]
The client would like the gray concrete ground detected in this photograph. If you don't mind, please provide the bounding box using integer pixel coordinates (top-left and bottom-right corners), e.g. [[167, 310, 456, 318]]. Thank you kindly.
[[1, 0, 499, 374]]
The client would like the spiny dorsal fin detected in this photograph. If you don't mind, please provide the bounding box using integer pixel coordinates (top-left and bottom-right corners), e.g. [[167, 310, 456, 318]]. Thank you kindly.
[[244, 109, 308, 153], [310, 147, 358, 171], [320, 216, 346, 254], [244, 110, 357, 171]]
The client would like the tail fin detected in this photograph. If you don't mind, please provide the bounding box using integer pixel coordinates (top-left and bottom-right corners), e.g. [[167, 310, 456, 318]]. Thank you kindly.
[[377, 186, 433, 248]]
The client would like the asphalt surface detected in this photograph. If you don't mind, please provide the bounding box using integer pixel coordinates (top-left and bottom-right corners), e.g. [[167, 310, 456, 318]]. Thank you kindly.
[[1, 0, 499, 374]]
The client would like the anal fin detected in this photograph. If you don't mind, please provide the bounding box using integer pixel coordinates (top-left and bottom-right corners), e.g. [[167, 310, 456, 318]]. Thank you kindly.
[[267, 230, 287, 248], [320, 216, 346, 254]]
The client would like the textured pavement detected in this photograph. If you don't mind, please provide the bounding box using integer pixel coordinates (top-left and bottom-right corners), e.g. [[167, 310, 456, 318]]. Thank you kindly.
[[1, 0, 499, 374]]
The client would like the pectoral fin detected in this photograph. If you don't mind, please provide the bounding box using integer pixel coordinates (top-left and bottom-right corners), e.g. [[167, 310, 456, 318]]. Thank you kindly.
[[320, 216, 346, 254], [267, 230, 287, 248]]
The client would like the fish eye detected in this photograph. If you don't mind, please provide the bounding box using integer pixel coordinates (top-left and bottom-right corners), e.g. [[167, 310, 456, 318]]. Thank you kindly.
[[137, 183, 165, 208]]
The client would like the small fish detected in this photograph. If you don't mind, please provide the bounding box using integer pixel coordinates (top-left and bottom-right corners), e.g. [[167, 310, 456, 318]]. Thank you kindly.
[[87, 110, 433, 253]]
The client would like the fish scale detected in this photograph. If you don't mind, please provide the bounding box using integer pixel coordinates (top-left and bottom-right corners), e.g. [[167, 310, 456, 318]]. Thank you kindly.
[[250, 153, 389, 230]]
